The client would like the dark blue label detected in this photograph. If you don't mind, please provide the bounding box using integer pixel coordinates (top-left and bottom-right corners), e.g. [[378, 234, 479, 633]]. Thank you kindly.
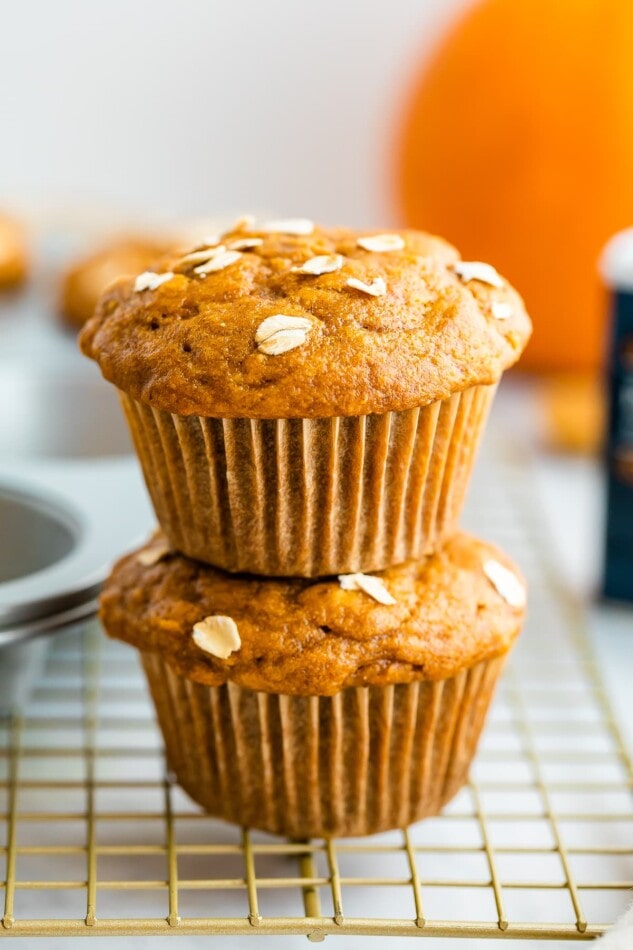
[[603, 291, 633, 601]]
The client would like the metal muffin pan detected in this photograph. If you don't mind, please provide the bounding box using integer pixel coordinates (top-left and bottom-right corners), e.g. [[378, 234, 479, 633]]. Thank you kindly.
[[0, 230, 154, 710], [0, 459, 153, 711], [0, 483, 78, 588]]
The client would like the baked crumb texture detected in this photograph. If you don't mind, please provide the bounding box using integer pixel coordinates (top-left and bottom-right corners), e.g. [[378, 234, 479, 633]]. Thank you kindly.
[[101, 531, 525, 696], [80, 223, 532, 418]]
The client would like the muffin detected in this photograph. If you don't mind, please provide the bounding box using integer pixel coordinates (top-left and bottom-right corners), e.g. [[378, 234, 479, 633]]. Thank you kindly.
[[80, 219, 531, 576], [100, 531, 526, 838], [0, 213, 28, 289], [60, 235, 170, 329]]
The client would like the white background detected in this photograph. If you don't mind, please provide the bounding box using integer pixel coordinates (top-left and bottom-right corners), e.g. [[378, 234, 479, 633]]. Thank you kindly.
[[0, 0, 470, 229]]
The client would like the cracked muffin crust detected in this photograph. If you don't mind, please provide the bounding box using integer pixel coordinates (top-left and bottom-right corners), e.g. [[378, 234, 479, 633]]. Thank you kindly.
[[80, 222, 532, 418], [100, 532, 525, 696]]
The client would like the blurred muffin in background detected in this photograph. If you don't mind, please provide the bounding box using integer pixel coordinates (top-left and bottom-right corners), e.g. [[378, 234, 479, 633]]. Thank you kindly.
[[0, 212, 28, 289], [60, 235, 170, 329]]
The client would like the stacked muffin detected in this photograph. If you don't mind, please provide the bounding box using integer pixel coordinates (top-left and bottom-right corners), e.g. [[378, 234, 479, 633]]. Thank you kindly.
[[80, 220, 531, 838]]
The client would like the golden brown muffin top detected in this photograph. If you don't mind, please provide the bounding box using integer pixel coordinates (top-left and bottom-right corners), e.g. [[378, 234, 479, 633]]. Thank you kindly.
[[100, 532, 525, 696], [79, 220, 532, 418], [60, 235, 170, 329]]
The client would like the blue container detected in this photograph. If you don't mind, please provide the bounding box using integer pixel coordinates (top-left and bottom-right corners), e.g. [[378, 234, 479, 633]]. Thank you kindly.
[[600, 231, 633, 602]]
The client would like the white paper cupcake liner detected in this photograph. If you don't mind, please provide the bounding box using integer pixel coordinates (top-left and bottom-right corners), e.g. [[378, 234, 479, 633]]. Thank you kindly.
[[121, 383, 496, 576], [141, 652, 505, 839]]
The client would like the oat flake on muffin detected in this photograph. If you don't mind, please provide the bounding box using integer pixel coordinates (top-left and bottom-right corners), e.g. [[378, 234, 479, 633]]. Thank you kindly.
[[79, 222, 532, 576], [79, 223, 530, 419]]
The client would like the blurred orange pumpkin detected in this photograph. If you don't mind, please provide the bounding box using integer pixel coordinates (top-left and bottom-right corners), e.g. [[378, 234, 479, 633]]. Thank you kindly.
[[398, 0, 633, 372]]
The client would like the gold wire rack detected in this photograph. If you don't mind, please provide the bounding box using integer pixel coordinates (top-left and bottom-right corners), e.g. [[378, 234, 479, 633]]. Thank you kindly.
[[1, 440, 632, 942]]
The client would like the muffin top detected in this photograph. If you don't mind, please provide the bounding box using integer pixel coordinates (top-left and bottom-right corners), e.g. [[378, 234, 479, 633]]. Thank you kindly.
[[61, 235, 170, 329], [79, 219, 532, 418], [100, 532, 525, 696]]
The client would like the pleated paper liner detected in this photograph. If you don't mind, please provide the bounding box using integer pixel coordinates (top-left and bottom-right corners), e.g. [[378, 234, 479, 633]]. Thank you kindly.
[[142, 653, 505, 839], [120, 383, 496, 576]]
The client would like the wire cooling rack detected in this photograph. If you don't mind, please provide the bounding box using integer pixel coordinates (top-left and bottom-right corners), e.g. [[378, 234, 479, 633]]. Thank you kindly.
[[1, 439, 632, 941]]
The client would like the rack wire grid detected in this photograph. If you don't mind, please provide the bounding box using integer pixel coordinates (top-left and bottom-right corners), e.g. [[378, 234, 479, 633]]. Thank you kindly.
[[1, 436, 632, 943]]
